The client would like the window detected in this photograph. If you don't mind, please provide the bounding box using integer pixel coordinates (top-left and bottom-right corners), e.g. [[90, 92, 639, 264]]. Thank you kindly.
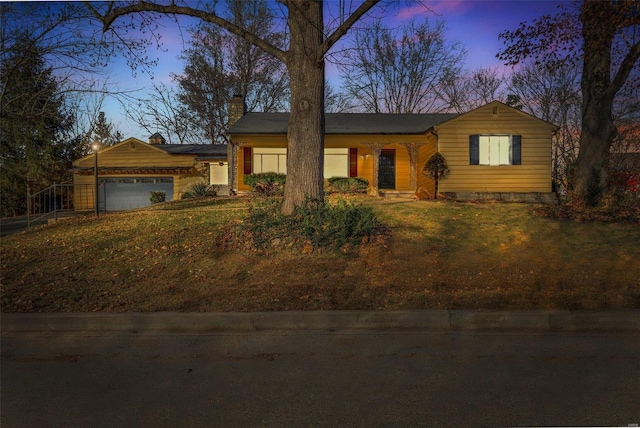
[[244, 147, 351, 178], [470, 135, 521, 165], [253, 148, 287, 174], [324, 148, 349, 178]]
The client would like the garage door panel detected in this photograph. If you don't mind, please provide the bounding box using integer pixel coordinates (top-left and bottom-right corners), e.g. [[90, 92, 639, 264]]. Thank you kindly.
[[99, 177, 174, 211]]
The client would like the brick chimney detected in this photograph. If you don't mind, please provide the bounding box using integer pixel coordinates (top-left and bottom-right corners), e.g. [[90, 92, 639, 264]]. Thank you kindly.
[[228, 94, 246, 128], [149, 132, 166, 145]]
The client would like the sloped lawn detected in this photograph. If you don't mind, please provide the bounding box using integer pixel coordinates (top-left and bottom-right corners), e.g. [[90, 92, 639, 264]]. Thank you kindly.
[[2, 196, 639, 312]]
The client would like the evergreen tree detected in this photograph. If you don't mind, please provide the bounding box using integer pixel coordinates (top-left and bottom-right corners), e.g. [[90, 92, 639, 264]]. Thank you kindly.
[[90, 111, 123, 147], [0, 32, 73, 216]]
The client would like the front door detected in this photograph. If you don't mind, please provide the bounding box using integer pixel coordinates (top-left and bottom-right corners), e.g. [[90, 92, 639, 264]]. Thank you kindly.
[[378, 149, 396, 189]]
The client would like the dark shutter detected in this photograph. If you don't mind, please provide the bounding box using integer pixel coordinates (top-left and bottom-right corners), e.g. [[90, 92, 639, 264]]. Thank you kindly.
[[469, 135, 480, 165], [349, 148, 358, 177], [243, 147, 252, 175], [511, 135, 522, 165]]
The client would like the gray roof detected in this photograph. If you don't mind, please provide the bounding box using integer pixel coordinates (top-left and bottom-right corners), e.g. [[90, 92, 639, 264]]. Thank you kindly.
[[156, 144, 228, 158], [228, 112, 459, 135]]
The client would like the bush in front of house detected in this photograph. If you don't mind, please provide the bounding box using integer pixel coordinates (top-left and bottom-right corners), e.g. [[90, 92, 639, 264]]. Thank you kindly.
[[245, 172, 286, 196], [422, 152, 450, 199], [326, 177, 369, 194], [181, 182, 218, 199], [150, 191, 166, 204], [293, 197, 381, 248], [222, 197, 386, 251]]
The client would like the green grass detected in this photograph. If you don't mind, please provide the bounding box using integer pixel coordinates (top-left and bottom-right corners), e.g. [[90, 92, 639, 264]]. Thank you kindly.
[[2, 196, 639, 312]]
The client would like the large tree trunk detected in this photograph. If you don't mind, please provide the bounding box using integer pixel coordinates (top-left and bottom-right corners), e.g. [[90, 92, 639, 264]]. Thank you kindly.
[[365, 143, 383, 197], [570, 1, 619, 206], [281, 0, 325, 215], [572, 96, 616, 205]]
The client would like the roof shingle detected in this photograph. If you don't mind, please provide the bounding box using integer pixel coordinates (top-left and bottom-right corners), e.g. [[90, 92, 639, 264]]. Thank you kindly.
[[228, 112, 459, 135]]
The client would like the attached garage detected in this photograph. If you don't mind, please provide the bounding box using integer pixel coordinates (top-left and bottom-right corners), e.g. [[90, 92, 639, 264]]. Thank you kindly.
[[99, 177, 174, 211], [72, 136, 228, 212]]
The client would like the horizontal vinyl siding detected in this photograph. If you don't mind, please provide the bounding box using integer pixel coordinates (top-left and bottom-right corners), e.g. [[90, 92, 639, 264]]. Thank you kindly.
[[74, 142, 195, 169], [437, 103, 554, 193], [417, 144, 436, 195]]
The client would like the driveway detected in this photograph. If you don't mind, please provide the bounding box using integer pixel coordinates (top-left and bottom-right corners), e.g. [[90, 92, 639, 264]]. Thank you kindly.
[[1, 212, 85, 237], [0, 216, 38, 237]]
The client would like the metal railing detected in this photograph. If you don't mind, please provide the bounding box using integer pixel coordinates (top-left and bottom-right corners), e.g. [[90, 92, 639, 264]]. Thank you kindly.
[[27, 183, 76, 227]]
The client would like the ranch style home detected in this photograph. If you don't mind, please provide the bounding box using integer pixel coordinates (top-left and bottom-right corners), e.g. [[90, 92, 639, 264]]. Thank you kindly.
[[227, 98, 558, 202], [72, 99, 557, 212]]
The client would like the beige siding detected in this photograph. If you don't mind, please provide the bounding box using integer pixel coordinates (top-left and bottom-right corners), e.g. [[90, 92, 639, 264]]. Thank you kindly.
[[73, 139, 195, 169], [436, 102, 555, 193], [417, 142, 437, 195]]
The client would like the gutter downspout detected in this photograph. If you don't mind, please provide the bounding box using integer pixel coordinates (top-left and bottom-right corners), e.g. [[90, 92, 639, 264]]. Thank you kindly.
[[429, 126, 439, 152]]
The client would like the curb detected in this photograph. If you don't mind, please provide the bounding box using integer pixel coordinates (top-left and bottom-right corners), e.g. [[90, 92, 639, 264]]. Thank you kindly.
[[2, 310, 640, 334]]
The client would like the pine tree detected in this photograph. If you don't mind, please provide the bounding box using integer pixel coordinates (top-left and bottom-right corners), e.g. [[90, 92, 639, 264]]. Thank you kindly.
[[91, 111, 123, 147], [0, 33, 73, 216]]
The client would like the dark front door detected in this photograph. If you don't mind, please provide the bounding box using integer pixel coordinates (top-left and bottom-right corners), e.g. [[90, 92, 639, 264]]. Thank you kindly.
[[378, 149, 396, 189]]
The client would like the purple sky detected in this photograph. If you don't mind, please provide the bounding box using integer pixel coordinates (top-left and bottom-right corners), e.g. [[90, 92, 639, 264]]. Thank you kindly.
[[103, 0, 568, 139]]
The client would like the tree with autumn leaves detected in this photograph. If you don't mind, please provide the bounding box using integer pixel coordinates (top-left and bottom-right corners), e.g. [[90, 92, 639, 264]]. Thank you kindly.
[[499, 0, 640, 206]]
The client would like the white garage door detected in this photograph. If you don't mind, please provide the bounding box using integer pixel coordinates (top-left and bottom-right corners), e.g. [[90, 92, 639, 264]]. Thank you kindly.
[[99, 177, 174, 211]]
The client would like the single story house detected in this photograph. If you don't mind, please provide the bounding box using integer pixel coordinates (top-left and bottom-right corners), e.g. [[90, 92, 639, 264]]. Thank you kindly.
[[72, 134, 228, 211], [227, 99, 558, 201]]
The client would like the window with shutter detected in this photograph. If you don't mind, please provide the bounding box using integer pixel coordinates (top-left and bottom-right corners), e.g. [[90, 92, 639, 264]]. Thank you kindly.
[[469, 135, 480, 165], [349, 148, 358, 177], [511, 135, 522, 165], [471, 135, 522, 166]]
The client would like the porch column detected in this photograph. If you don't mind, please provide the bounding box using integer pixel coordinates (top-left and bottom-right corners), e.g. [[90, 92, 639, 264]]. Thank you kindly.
[[401, 142, 420, 190], [365, 143, 384, 197]]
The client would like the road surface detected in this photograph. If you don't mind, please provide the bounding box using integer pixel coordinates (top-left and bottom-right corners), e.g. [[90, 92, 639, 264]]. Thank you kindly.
[[2, 321, 639, 427]]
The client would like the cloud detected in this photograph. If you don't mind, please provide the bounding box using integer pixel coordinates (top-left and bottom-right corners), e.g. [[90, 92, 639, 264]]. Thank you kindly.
[[394, 1, 474, 22]]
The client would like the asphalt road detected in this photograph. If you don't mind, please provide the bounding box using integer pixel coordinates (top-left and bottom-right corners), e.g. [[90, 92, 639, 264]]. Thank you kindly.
[[0, 216, 37, 237], [2, 322, 639, 427]]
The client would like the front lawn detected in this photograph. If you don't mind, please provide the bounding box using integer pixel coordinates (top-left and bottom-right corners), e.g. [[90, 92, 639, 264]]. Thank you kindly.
[[2, 196, 639, 312]]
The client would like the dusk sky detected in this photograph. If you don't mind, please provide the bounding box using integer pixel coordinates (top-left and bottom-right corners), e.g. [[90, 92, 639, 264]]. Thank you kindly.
[[101, 0, 568, 139]]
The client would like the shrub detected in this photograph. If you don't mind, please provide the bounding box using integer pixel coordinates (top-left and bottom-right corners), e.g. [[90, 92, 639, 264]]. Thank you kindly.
[[149, 191, 166, 204], [422, 152, 449, 199], [226, 197, 385, 251], [293, 198, 381, 248], [182, 182, 218, 199], [326, 177, 369, 194], [245, 173, 286, 196]]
